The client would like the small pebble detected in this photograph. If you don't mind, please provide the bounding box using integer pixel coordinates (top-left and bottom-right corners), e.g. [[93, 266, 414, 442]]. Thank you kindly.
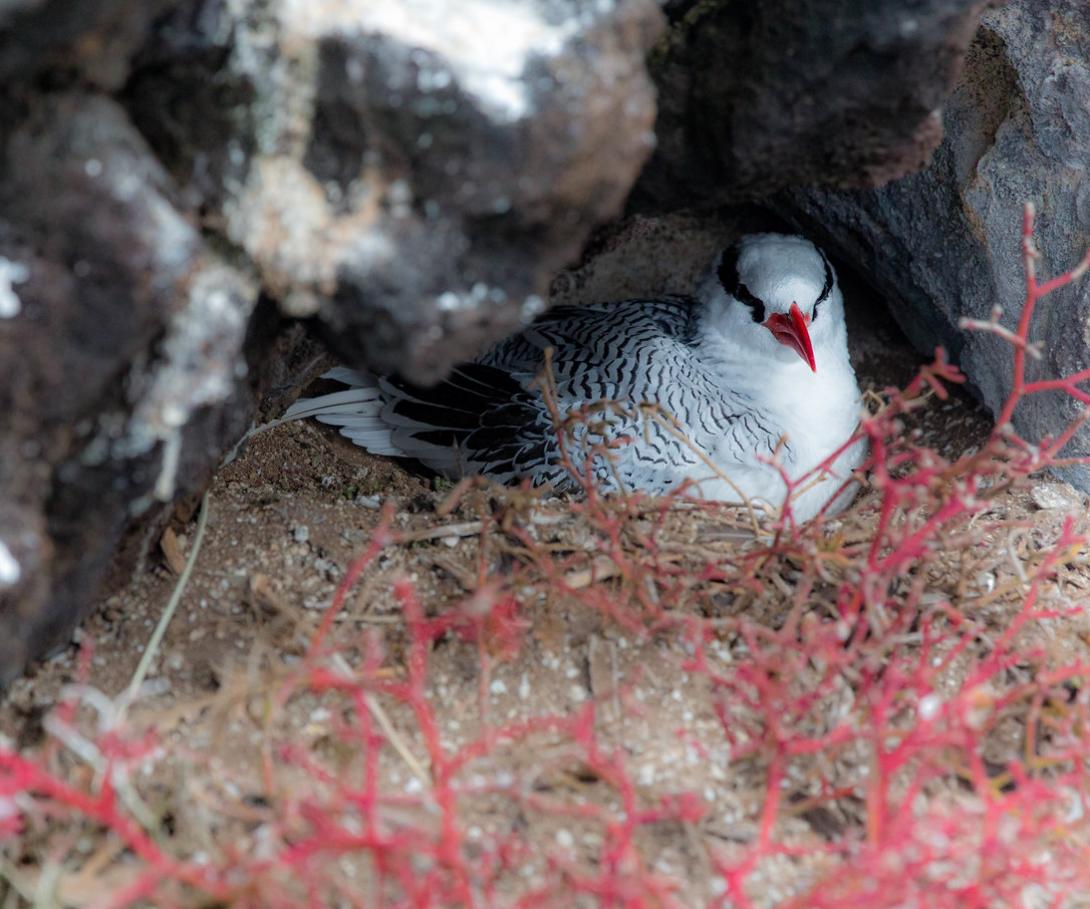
[[1031, 483, 1082, 512], [918, 693, 942, 721]]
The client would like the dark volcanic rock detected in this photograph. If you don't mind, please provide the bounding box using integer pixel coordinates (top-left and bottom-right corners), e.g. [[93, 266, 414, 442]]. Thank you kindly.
[[126, 0, 665, 382], [780, 0, 1090, 486], [0, 96, 259, 682], [8, 0, 1077, 681], [634, 0, 987, 209], [0, 0, 666, 679], [0, 0, 175, 89]]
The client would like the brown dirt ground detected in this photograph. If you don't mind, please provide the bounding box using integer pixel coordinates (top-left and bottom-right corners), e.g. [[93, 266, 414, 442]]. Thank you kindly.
[[4, 216, 1090, 907]]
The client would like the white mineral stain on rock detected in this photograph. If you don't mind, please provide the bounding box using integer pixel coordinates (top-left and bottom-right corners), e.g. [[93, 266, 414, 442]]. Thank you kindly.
[[0, 258, 29, 318], [0, 541, 21, 588], [286, 0, 585, 122]]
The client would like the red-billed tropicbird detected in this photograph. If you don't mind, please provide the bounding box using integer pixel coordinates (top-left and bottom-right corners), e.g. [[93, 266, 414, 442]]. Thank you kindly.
[[285, 233, 867, 520]]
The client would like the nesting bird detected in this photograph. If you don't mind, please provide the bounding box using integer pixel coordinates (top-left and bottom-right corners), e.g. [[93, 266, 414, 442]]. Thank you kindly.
[[285, 234, 867, 521]]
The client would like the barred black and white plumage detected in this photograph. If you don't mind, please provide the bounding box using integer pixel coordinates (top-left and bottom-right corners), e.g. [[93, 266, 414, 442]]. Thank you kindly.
[[284, 233, 868, 521]]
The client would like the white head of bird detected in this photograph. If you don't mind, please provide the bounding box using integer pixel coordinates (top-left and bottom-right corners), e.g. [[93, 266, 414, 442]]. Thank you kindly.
[[697, 233, 847, 374]]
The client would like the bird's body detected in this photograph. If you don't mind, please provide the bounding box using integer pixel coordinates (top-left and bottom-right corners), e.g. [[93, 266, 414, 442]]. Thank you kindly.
[[285, 234, 867, 521]]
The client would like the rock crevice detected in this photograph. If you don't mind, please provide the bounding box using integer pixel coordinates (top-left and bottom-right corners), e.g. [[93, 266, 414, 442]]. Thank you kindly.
[[3, 0, 1089, 678]]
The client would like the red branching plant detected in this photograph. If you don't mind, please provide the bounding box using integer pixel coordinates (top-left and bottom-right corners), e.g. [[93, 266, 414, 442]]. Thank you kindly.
[[3, 205, 1090, 908]]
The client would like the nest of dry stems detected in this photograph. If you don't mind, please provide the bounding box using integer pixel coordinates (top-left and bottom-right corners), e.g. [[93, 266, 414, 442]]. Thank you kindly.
[[3, 207, 1090, 909]]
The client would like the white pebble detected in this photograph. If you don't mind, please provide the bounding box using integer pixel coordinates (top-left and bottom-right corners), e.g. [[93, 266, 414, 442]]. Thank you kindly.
[[0, 258, 28, 319], [0, 541, 20, 587], [1031, 483, 1081, 512]]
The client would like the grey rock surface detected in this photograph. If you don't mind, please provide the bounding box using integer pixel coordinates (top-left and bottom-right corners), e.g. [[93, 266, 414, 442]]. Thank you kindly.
[[633, 0, 987, 209], [126, 0, 664, 382], [779, 0, 1090, 484], [0, 95, 266, 681], [0, 0, 175, 89], [5, 0, 1082, 681], [0, 0, 665, 679]]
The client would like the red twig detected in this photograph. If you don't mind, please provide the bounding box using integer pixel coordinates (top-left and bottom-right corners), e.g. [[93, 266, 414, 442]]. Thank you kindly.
[[6, 205, 1090, 908]]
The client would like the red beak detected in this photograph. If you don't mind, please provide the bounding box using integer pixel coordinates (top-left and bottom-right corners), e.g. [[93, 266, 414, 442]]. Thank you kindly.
[[764, 302, 816, 372]]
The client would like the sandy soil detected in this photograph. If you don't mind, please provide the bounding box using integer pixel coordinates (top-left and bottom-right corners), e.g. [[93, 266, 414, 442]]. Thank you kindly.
[[5, 217, 1090, 907]]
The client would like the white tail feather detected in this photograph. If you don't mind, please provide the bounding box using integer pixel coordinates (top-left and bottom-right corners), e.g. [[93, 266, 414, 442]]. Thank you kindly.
[[304, 388, 381, 408], [322, 366, 368, 386], [282, 378, 380, 422], [319, 415, 387, 430], [285, 367, 463, 469]]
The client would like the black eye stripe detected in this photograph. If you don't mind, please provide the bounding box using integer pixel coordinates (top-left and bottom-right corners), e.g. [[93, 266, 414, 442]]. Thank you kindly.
[[718, 244, 766, 324], [812, 248, 835, 320], [735, 282, 766, 324]]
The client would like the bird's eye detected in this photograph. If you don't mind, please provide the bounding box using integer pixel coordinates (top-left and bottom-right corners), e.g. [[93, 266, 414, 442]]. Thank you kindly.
[[717, 244, 766, 324], [812, 249, 835, 322]]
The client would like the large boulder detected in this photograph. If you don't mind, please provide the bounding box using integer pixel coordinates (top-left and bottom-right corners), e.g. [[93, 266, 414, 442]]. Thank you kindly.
[[0, 95, 263, 681], [779, 0, 1090, 485], [0, 0, 666, 680], [125, 0, 664, 382], [632, 0, 986, 209], [0, 0, 175, 89], [12, 0, 1077, 681]]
